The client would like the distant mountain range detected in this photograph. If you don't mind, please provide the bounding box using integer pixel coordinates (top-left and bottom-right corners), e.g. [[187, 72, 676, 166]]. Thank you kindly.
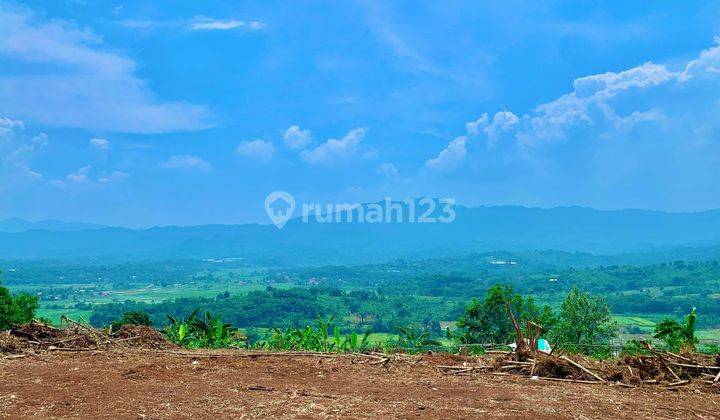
[[2, 205, 720, 264], [0, 218, 107, 233]]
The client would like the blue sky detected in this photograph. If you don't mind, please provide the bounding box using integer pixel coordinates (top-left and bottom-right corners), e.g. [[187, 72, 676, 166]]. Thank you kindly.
[[1, 0, 719, 226]]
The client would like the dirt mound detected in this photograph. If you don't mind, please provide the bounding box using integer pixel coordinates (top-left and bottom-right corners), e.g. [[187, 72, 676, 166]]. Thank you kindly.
[[0, 331, 26, 353], [615, 355, 665, 381], [1, 321, 174, 354], [111, 325, 176, 350], [533, 354, 579, 379]]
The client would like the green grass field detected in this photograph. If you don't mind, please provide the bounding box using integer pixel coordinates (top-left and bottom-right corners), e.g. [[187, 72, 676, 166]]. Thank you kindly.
[[36, 308, 94, 325], [32, 281, 297, 325], [613, 315, 657, 328]]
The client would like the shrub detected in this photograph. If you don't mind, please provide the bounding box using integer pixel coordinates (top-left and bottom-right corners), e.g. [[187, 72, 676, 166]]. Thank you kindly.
[[395, 326, 440, 352], [653, 307, 698, 352], [0, 277, 39, 330], [165, 308, 244, 348], [257, 316, 372, 353]]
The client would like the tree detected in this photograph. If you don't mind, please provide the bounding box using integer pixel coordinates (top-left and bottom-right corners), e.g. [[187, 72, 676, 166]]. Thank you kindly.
[[455, 284, 553, 345], [0, 276, 39, 330], [548, 287, 616, 357], [653, 307, 698, 352]]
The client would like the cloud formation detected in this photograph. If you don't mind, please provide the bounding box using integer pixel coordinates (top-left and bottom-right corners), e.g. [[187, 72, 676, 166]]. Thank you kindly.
[[283, 125, 312, 149], [236, 139, 274, 162], [425, 136, 466, 171], [189, 18, 265, 31], [301, 128, 367, 164], [376, 162, 399, 177], [422, 38, 720, 176], [0, 5, 211, 133], [161, 155, 212, 171], [462, 41, 720, 146], [50, 165, 128, 188], [89, 138, 109, 150], [0, 118, 45, 186]]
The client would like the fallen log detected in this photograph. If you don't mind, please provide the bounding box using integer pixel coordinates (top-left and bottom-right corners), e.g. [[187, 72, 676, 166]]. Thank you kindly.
[[664, 352, 695, 363], [669, 362, 720, 371], [665, 380, 691, 388], [537, 377, 604, 384], [167, 351, 342, 359], [559, 355, 605, 382], [436, 365, 492, 370], [247, 385, 274, 392]]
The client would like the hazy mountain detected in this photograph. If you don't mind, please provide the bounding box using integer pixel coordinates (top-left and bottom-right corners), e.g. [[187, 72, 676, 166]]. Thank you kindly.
[[1, 205, 720, 264], [0, 218, 108, 233]]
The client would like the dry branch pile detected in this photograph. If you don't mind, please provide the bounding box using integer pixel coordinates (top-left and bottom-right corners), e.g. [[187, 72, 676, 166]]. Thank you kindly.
[[437, 349, 720, 391], [0, 319, 174, 356], [436, 302, 720, 390]]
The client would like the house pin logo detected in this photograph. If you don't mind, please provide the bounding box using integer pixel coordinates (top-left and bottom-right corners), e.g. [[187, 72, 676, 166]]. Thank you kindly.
[[265, 190, 295, 229]]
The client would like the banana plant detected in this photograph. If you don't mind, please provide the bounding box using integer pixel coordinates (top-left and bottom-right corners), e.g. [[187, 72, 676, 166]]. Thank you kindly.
[[653, 307, 698, 352], [396, 326, 441, 352]]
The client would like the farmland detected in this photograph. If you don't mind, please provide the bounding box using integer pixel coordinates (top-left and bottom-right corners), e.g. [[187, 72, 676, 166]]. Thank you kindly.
[[3, 252, 720, 348]]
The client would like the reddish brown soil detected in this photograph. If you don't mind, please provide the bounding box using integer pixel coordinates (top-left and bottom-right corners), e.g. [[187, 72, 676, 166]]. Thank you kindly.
[[1, 350, 718, 419]]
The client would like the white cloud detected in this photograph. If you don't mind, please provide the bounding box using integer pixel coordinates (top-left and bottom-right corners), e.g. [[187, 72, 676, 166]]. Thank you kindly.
[[681, 39, 720, 81], [376, 163, 399, 177], [66, 165, 92, 184], [161, 154, 212, 171], [283, 125, 312, 149], [89, 137, 109, 150], [189, 17, 265, 31], [610, 108, 665, 131], [485, 111, 519, 138], [572, 62, 673, 97], [236, 139, 274, 162], [98, 170, 129, 183], [0, 116, 25, 137], [425, 136, 467, 171], [0, 6, 210, 133], [301, 127, 367, 164], [50, 164, 128, 187], [0, 119, 45, 186], [465, 113, 488, 135], [462, 42, 720, 146]]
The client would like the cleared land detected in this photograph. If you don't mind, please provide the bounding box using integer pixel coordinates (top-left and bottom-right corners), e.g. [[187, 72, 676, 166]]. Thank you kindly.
[[1, 351, 718, 419]]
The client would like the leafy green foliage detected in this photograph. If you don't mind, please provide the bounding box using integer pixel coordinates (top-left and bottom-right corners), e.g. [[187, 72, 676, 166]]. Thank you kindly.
[[257, 316, 372, 353], [165, 308, 244, 348], [394, 326, 440, 352], [653, 307, 698, 352], [454, 284, 553, 345], [548, 287, 617, 357], [619, 339, 653, 356], [0, 277, 39, 330]]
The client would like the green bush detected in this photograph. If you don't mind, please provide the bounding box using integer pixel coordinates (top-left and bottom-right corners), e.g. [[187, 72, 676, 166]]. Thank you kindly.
[[165, 308, 244, 348], [653, 307, 698, 352], [256, 316, 372, 353], [394, 326, 440, 352], [0, 276, 39, 330]]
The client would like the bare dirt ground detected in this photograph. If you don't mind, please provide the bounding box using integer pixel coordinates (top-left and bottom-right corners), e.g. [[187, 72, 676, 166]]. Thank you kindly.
[[1, 350, 718, 419]]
